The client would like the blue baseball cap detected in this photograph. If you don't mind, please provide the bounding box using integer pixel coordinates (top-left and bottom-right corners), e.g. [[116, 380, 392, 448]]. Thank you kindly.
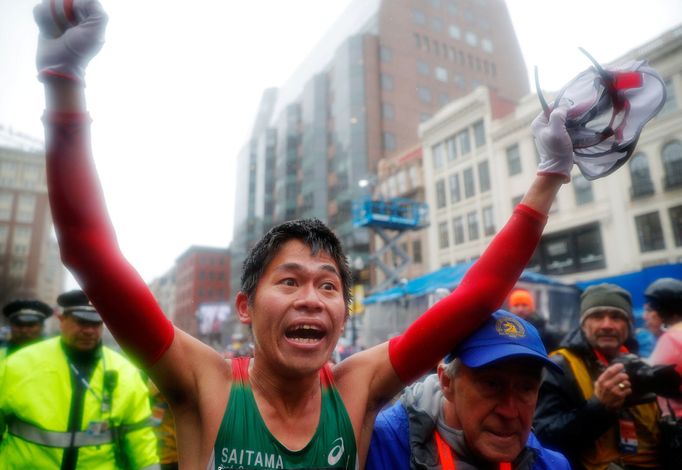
[[445, 310, 562, 373]]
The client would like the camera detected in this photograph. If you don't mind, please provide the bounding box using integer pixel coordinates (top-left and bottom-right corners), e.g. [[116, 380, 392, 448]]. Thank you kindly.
[[611, 354, 682, 405]]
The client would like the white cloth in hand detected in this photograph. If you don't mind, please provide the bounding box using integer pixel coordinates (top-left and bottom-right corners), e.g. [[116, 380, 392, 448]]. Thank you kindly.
[[531, 106, 574, 182], [34, 0, 108, 83]]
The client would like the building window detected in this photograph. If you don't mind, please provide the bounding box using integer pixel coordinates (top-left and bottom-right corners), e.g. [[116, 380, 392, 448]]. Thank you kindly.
[[417, 86, 432, 103], [420, 113, 432, 123], [454, 75, 466, 89], [448, 24, 461, 39], [413, 32, 422, 48], [417, 60, 430, 75], [380, 74, 394, 91], [438, 221, 450, 248], [435, 66, 448, 82], [438, 93, 450, 106], [383, 132, 396, 151], [534, 223, 605, 275], [629, 152, 654, 198], [482, 206, 495, 236], [661, 79, 677, 115], [473, 120, 485, 147], [382, 103, 395, 120], [467, 211, 479, 240], [481, 38, 493, 53], [478, 160, 490, 193], [511, 194, 523, 210], [446, 136, 457, 161], [16, 194, 36, 223], [458, 130, 471, 155], [573, 174, 594, 205], [380, 45, 392, 62], [411, 9, 427, 25], [635, 212, 665, 252], [449, 173, 461, 204], [431, 17, 443, 32], [12, 226, 31, 256], [0, 224, 8, 253], [463, 167, 475, 198], [662, 140, 682, 189], [432, 143, 445, 169], [465, 31, 478, 46], [452, 216, 465, 245], [412, 240, 423, 263], [506, 144, 522, 175], [670, 205, 682, 247], [436, 179, 447, 208], [0, 193, 12, 221]]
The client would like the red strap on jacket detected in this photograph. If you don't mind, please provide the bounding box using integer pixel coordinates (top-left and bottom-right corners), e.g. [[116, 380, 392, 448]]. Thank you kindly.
[[434, 430, 511, 469]]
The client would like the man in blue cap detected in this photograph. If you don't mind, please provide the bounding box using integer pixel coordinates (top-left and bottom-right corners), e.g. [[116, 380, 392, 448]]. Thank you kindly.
[[1, 299, 53, 359], [366, 310, 570, 470]]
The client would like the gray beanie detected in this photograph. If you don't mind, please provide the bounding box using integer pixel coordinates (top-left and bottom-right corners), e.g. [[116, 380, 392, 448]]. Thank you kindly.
[[580, 283, 633, 325]]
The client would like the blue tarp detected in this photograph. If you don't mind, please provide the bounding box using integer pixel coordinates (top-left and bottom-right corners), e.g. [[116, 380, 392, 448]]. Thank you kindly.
[[575, 263, 682, 311], [363, 261, 567, 305]]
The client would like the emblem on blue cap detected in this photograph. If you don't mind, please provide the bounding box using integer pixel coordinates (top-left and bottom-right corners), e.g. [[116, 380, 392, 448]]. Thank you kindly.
[[495, 316, 526, 339]]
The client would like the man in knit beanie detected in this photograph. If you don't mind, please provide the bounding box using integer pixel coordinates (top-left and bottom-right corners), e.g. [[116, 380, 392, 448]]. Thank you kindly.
[[578, 283, 634, 359], [534, 283, 662, 469], [509, 288, 564, 351]]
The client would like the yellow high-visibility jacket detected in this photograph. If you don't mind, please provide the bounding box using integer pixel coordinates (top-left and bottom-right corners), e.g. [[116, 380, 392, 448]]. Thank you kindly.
[[0, 337, 159, 469]]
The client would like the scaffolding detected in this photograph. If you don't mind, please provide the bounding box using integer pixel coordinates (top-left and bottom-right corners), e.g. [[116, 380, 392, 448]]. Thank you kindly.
[[352, 197, 429, 293]]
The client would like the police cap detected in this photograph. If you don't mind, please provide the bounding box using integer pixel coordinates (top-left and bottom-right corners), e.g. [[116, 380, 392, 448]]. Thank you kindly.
[[57, 290, 102, 323], [2, 299, 53, 324]]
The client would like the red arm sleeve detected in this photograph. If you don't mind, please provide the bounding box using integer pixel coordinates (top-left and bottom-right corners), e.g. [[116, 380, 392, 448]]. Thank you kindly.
[[44, 111, 174, 366], [388, 204, 547, 383]]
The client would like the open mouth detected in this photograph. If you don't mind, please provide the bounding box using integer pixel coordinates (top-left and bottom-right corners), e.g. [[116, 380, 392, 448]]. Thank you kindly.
[[285, 324, 325, 343]]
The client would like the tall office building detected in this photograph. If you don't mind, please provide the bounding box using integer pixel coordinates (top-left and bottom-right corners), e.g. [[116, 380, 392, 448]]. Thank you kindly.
[[0, 125, 64, 312], [231, 0, 528, 293]]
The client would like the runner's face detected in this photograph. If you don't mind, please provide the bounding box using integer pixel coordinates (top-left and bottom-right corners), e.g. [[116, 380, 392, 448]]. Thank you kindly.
[[442, 359, 542, 463], [239, 239, 347, 375]]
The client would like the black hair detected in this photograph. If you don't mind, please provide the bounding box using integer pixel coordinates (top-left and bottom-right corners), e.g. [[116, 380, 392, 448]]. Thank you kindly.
[[240, 218, 352, 309]]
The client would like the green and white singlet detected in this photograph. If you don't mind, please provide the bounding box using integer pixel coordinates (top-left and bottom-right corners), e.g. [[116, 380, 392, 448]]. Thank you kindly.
[[209, 357, 358, 470]]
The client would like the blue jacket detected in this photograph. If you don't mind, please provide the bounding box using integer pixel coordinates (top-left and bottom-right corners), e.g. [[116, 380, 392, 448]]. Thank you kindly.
[[367, 376, 570, 470]]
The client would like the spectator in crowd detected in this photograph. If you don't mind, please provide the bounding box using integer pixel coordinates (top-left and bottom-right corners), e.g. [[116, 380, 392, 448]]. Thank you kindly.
[[534, 283, 661, 470], [0, 290, 159, 469], [643, 306, 665, 340], [509, 289, 562, 352], [34, 0, 576, 467], [366, 310, 570, 470], [149, 379, 178, 470], [647, 278, 682, 418], [0, 299, 53, 359]]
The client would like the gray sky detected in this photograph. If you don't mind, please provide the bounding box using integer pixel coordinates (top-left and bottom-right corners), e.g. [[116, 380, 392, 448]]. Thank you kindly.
[[0, 0, 681, 284]]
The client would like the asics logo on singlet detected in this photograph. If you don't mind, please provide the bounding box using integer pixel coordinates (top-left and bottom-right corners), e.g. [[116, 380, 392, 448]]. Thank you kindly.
[[327, 437, 345, 466]]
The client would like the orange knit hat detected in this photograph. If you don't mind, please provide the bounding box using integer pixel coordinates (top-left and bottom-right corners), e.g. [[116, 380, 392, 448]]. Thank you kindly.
[[509, 289, 535, 310]]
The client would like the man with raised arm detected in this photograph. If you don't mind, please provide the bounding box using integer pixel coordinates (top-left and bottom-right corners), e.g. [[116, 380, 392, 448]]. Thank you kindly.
[[35, 1, 574, 467]]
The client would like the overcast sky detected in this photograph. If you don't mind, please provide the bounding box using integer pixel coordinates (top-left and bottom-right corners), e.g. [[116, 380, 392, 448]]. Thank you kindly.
[[0, 0, 681, 285]]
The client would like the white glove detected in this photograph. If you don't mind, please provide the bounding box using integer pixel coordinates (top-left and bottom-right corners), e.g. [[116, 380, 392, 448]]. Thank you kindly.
[[531, 106, 574, 182], [34, 0, 108, 84]]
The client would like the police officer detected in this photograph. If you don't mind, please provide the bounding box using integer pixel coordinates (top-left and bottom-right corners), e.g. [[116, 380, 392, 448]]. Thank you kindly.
[[1, 299, 53, 359], [0, 290, 160, 469]]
